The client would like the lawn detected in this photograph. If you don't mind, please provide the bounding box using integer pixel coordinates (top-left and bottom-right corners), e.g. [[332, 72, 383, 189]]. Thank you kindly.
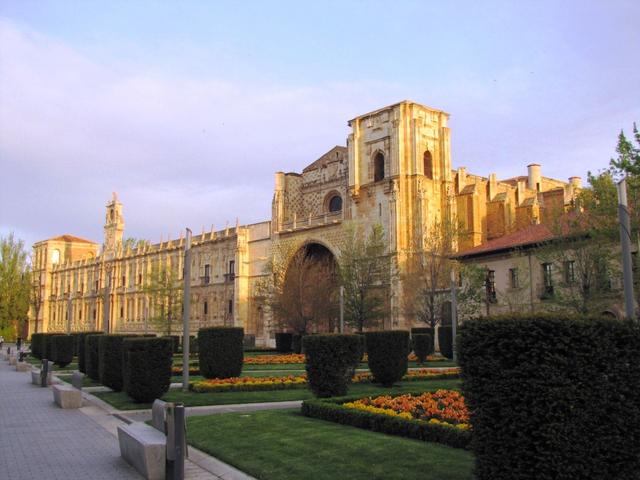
[[26, 356, 79, 372], [94, 378, 462, 410], [57, 373, 102, 387], [187, 408, 473, 480]]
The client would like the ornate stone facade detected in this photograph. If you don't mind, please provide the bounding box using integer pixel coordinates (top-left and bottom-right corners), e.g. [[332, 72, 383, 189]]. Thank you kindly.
[[30, 100, 580, 344]]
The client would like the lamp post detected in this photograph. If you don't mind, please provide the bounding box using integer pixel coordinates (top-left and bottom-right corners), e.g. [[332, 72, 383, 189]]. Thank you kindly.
[[617, 178, 636, 320], [182, 228, 192, 392]]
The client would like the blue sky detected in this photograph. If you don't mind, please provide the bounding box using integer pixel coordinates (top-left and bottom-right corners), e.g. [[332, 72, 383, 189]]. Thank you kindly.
[[1, 0, 639, 249]]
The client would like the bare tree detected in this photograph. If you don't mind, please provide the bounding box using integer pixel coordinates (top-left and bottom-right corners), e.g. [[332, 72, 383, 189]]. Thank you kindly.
[[143, 262, 182, 336]]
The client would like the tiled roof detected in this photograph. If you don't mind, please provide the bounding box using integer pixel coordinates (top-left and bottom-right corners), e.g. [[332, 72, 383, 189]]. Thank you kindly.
[[50, 235, 97, 244], [453, 223, 555, 259]]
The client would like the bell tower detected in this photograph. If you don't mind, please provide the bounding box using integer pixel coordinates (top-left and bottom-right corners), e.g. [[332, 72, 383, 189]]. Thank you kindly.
[[103, 192, 124, 254]]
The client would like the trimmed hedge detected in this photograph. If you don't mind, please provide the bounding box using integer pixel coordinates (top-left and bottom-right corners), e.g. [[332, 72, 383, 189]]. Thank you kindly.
[[438, 326, 453, 359], [123, 337, 173, 403], [198, 327, 244, 379], [30, 333, 45, 359], [303, 334, 362, 397], [99, 334, 137, 391], [292, 334, 303, 354], [411, 327, 434, 336], [275, 332, 293, 353], [51, 335, 74, 367], [44, 333, 64, 361], [365, 330, 410, 387], [69, 333, 83, 357], [458, 314, 640, 480], [412, 333, 434, 363], [162, 335, 180, 354], [301, 395, 470, 450], [182, 335, 198, 354], [78, 331, 104, 373], [85, 334, 103, 381]]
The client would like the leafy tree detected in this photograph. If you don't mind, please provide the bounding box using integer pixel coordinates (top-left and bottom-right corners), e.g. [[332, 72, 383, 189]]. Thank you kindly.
[[609, 123, 640, 178], [0, 234, 31, 340], [338, 223, 391, 332], [143, 263, 182, 336], [256, 243, 338, 335]]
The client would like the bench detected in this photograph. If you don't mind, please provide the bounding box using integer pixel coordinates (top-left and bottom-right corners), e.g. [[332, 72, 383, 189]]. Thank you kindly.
[[16, 361, 30, 372], [52, 384, 82, 408]]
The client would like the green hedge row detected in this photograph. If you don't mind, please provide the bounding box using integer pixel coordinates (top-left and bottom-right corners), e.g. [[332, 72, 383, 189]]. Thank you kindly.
[[44, 333, 64, 361], [458, 314, 640, 480], [78, 331, 104, 373], [301, 396, 470, 449], [85, 334, 103, 380], [365, 331, 409, 387], [198, 327, 244, 379], [303, 334, 361, 397], [51, 335, 74, 367], [30, 333, 45, 359], [123, 337, 173, 403], [98, 334, 137, 391]]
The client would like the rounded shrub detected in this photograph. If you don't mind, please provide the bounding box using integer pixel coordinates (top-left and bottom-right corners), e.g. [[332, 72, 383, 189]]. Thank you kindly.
[[275, 332, 293, 353], [51, 335, 74, 367], [123, 337, 173, 403], [84, 334, 103, 381], [77, 331, 103, 374], [303, 334, 362, 397], [438, 326, 453, 359], [459, 314, 640, 480], [412, 333, 434, 363], [365, 330, 410, 387], [98, 334, 137, 391], [198, 327, 244, 379]]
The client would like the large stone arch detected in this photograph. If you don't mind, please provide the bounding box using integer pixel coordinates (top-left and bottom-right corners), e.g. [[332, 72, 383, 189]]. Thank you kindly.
[[279, 240, 340, 335]]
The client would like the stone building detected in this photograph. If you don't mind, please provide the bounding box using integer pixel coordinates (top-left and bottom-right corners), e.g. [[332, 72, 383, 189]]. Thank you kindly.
[[30, 100, 581, 344]]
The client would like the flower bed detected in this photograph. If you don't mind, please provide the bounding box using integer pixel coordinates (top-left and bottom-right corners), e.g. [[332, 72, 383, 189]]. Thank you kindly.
[[243, 354, 306, 364], [302, 389, 471, 449], [191, 375, 306, 392], [190, 368, 460, 393]]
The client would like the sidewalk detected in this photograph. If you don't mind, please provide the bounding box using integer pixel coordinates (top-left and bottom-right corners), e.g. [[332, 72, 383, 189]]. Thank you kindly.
[[0, 356, 255, 479], [0, 358, 140, 479]]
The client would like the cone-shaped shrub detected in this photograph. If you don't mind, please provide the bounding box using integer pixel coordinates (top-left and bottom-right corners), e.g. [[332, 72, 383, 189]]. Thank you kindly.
[[123, 337, 173, 403], [51, 335, 74, 367], [412, 333, 434, 363], [78, 331, 104, 373], [198, 327, 244, 379], [459, 314, 640, 480], [85, 334, 103, 381], [303, 334, 362, 397], [98, 334, 137, 391], [365, 330, 410, 387]]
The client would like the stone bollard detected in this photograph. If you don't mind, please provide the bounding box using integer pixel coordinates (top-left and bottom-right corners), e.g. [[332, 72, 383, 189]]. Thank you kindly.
[[9, 355, 17, 366], [16, 362, 30, 372]]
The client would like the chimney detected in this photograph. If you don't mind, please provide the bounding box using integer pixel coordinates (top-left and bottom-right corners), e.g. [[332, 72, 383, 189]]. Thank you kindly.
[[527, 164, 542, 191], [488, 173, 497, 200], [569, 176, 582, 189]]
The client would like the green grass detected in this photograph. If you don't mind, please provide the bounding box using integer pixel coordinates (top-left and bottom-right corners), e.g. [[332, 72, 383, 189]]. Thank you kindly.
[[94, 378, 461, 410], [187, 409, 473, 480], [57, 374, 102, 388], [26, 356, 79, 372]]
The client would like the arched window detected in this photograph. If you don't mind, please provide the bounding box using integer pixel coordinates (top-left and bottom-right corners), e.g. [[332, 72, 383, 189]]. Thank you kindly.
[[374, 152, 385, 182], [423, 151, 433, 179], [328, 195, 342, 212], [51, 249, 60, 265]]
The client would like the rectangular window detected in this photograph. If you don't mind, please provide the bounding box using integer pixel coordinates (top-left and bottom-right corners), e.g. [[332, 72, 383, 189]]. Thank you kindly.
[[203, 264, 210, 285], [79, 309, 82, 320], [120, 306, 124, 318], [228, 299, 233, 315], [138, 273, 142, 284], [122, 275, 126, 287], [509, 268, 519, 289], [204, 301, 208, 315], [564, 261, 575, 284], [486, 270, 497, 303], [542, 263, 554, 298], [93, 309, 96, 320], [95, 280, 99, 291], [229, 260, 235, 275]]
